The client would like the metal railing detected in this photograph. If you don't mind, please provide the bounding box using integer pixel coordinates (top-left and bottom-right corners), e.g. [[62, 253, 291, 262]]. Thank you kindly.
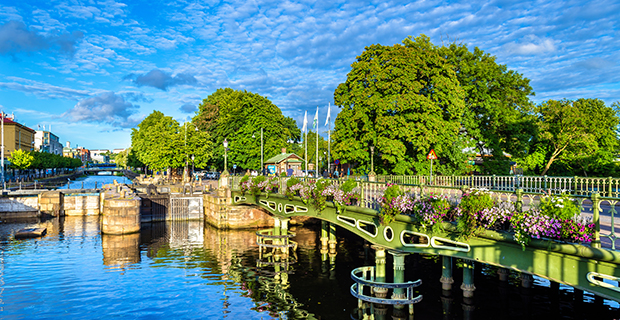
[[350, 266, 422, 315], [228, 174, 620, 251]]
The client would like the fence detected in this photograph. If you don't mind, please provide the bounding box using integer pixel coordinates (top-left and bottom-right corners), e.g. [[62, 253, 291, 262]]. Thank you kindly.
[[228, 174, 620, 251]]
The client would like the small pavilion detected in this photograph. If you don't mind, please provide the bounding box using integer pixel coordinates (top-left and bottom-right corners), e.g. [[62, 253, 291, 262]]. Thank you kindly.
[[264, 148, 304, 176]]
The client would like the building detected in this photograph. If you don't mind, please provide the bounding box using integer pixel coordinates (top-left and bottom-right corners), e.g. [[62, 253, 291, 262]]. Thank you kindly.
[[34, 128, 63, 155], [112, 148, 126, 154], [264, 148, 304, 176], [63, 141, 91, 164], [2, 115, 35, 156], [90, 149, 110, 163]]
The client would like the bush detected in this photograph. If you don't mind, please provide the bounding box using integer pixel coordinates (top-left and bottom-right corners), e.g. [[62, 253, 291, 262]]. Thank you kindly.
[[538, 193, 579, 220], [456, 189, 495, 239]]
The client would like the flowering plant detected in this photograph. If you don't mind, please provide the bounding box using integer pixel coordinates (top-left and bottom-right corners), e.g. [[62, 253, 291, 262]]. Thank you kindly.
[[539, 192, 580, 220], [285, 177, 301, 200], [378, 184, 406, 225], [409, 193, 453, 233], [264, 177, 280, 194], [456, 188, 495, 239]]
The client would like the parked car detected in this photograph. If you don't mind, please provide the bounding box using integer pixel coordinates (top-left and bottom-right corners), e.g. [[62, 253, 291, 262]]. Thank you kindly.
[[205, 172, 220, 180]]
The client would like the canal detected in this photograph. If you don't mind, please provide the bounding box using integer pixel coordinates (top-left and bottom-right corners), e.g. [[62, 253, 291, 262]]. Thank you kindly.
[[0, 175, 618, 319]]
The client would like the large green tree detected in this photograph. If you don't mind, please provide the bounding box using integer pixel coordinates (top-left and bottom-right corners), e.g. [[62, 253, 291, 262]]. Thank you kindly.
[[437, 41, 536, 174], [131, 111, 212, 173], [194, 88, 301, 172], [332, 35, 467, 175], [528, 99, 619, 176]]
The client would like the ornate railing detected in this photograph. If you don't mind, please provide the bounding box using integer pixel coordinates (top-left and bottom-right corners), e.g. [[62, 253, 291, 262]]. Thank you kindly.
[[228, 175, 620, 251], [350, 266, 422, 315]]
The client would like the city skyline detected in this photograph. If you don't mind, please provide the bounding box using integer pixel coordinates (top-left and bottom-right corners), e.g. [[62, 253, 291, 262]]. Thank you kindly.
[[1, 0, 618, 150]]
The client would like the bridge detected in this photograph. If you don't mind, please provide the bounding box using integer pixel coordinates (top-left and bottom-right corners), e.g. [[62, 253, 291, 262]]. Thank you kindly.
[[83, 166, 124, 174], [227, 175, 620, 306]]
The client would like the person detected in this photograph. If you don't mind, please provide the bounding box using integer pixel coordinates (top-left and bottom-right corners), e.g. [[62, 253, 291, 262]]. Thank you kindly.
[[323, 169, 328, 178], [333, 169, 339, 179], [286, 165, 294, 177]]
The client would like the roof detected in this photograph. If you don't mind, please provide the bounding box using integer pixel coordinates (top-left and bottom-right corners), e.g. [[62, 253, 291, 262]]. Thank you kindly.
[[2, 117, 35, 132], [264, 153, 304, 164]]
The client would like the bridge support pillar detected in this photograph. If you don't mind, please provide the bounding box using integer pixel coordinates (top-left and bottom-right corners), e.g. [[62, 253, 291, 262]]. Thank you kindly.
[[460, 260, 476, 298], [372, 246, 388, 298], [328, 222, 337, 253], [320, 220, 329, 257], [440, 256, 454, 290], [520, 273, 533, 289], [389, 250, 411, 314], [498, 268, 510, 282]]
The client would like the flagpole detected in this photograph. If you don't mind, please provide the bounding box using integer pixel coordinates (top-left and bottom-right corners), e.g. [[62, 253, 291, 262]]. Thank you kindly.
[[315, 107, 319, 178]]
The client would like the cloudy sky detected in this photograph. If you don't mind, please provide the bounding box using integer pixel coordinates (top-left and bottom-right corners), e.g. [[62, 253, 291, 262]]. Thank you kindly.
[[1, 0, 619, 150]]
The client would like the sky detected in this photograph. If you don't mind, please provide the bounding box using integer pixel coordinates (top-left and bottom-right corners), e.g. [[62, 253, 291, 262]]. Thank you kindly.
[[0, 0, 619, 151]]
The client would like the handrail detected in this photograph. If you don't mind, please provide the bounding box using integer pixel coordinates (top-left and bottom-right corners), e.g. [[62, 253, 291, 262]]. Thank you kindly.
[[350, 266, 422, 311]]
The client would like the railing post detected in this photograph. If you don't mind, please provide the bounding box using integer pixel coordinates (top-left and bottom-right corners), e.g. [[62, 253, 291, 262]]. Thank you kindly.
[[574, 176, 578, 195], [544, 175, 548, 193], [608, 176, 613, 197], [516, 188, 524, 212], [591, 192, 601, 249], [358, 181, 365, 208]]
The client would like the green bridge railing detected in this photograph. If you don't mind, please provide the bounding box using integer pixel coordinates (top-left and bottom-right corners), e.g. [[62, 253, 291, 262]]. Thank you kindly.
[[229, 174, 620, 251]]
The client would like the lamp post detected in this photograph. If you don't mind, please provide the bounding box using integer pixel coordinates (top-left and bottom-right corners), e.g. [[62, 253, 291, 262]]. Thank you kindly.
[[223, 138, 229, 175], [253, 128, 264, 175], [369, 145, 376, 182], [191, 155, 195, 180]]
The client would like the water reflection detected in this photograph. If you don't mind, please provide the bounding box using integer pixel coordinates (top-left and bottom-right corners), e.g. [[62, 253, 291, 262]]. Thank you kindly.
[[101, 233, 140, 267]]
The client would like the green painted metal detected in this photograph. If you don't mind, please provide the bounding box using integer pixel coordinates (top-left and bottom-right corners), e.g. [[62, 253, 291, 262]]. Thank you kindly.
[[232, 191, 620, 302]]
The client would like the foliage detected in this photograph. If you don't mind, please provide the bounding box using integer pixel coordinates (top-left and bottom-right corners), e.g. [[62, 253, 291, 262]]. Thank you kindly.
[[378, 184, 405, 225], [250, 176, 267, 196], [332, 35, 467, 175], [29, 151, 82, 169], [131, 111, 212, 172], [340, 178, 357, 193], [285, 177, 301, 200], [194, 88, 301, 172], [311, 179, 332, 213], [538, 193, 580, 220], [438, 41, 536, 172], [533, 99, 619, 176], [410, 193, 452, 233], [510, 210, 561, 250], [456, 189, 495, 239], [9, 149, 34, 170], [560, 218, 596, 243]]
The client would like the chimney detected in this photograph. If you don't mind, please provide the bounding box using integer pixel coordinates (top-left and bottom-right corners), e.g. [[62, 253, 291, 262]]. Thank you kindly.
[[66, 141, 70, 148], [281, 148, 286, 154]]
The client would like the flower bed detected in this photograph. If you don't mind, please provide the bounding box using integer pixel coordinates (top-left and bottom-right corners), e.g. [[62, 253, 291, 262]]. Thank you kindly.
[[378, 186, 595, 250]]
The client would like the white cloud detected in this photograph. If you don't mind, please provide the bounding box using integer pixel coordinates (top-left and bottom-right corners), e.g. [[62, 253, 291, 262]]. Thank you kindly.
[[62, 92, 141, 128], [504, 37, 557, 55]]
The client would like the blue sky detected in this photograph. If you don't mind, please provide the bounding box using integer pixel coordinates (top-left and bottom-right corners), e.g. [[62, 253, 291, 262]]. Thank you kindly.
[[0, 0, 619, 150]]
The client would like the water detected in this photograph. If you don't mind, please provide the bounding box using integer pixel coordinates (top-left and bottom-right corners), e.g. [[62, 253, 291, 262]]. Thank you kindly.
[[0, 175, 618, 319], [59, 174, 132, 190]]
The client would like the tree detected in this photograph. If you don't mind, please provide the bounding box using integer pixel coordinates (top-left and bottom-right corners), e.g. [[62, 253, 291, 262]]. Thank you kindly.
[[9, 149, 34, 170], [131, 111, 184, 171], [534, 99, 619, 176], [194, 88, 301, 172], [437, 41, 536, 174], [332, 36, 467, 175]]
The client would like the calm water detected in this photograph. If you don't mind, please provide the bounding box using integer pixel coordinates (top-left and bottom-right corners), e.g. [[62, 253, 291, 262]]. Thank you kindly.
[[0, 175, 618, 319]]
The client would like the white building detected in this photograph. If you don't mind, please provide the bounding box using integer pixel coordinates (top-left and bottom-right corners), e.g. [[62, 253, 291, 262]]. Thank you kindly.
[[90, 149, 110, 163], [34, 128, 63, 155]]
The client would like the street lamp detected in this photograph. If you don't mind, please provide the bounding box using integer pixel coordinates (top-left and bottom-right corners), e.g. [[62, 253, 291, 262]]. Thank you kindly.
[[191, 154, 195, 180], [252, 128, 263, 175], [223, 138, 229, 175], [370, 146, 375, 174]]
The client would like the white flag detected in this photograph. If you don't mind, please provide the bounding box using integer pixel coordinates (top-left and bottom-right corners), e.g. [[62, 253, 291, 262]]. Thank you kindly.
[[302, 110, 308, 133], [325, 102, 331, 127], [313, 106, 318, 130]]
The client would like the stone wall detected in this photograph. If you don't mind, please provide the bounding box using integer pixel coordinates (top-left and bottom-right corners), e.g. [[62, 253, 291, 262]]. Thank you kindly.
[[203, 191, 273, 229], [0, 195, 40, 219], [63, 193, 101, 216]]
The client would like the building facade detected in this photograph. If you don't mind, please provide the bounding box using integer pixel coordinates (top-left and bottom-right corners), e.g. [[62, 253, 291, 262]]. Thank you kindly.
[[2, 116, 35, 156], [90, 149, 110, 163], [35, 130, 63, 155]]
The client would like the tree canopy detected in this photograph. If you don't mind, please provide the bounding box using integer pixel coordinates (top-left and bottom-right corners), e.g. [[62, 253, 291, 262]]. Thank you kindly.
[[131, 111, 213, 172], [193, 88, 301, 172], [332, 35, 538, 175], [521, 99, 620, 176], [332, 35, 467, 175]]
